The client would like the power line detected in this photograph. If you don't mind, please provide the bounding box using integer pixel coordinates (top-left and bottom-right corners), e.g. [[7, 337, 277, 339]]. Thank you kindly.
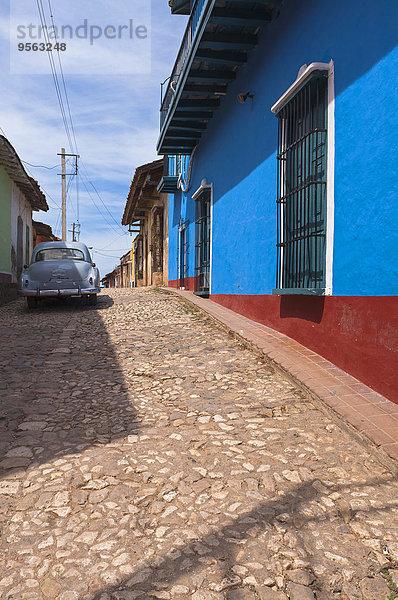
[[47, 0, 79, 154], [35, 0, 75, 152], [54, 207, 62, 237], [76, 165, 80, 222], [23, 161, 62, 210], [93, 248, 132, 252], [94, 250, 131, 259], [33, 2, 126, 242], [79, 163, 126, 234], [95, 233, 134, 252], [79, 174, 126, 237], [22, 160, 60, 170], [35, 1, 80, 238], [66, 172, 77, 220]]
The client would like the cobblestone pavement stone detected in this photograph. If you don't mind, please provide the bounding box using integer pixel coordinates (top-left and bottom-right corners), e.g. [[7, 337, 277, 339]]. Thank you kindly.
[[0, 288, 397, 600]]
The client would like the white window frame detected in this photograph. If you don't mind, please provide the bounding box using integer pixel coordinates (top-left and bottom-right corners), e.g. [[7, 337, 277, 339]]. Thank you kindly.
[[177, 218, 189, 289], [192, 179, 213, 295]]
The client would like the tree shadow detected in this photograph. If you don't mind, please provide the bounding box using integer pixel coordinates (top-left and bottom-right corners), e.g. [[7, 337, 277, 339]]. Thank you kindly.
[[82, 474, 397, 599], [0, 293, 140, 480], [1, 291, 397, 599]]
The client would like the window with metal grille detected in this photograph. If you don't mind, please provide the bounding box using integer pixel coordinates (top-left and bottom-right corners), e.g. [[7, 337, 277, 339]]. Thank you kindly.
[[177, 219, 189, 288], [275, 74, 328, 293], [194, 189, 211, 296], [152, 208, 164, 273], [134, 236, 143, 280]]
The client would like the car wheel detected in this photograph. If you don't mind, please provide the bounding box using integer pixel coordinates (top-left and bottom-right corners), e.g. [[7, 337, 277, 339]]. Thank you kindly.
[[88, 294, 98, 306], [27, 297, 38, 309]]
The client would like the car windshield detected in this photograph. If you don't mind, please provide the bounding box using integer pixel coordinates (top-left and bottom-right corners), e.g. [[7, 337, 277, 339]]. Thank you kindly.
[[36, 248, 85, 262]]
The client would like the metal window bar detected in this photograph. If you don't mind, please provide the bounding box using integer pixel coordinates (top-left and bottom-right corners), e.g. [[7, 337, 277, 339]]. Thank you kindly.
[[177, 219, 190, 288], [183, 221, 190, 284], [134, 237, 143, 281], [195, 189, 211, 294], [152, 208, 164, 273], [160, 0, 209, 129], [276, 74, 328, 291]]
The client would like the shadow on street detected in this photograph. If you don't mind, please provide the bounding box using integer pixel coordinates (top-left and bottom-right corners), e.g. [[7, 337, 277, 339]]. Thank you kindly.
[[0, 294, 140, 480], [82, 474, 397, 599]]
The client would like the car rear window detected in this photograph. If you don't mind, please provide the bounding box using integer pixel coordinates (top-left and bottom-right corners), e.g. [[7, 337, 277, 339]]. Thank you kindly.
[[36, 248, 85, 262]]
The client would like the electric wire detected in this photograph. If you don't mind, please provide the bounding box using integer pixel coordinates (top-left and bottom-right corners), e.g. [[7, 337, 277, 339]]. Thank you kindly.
[[54, 208, 62, 237], [76, 162, 80, 223], [22, 161, 60, 170], [95, 233, 134, 252], [79, 162, 126, 234], [35, 0, 74, 152], [94, 250, 131, 258], [23, 162, 62, 211], [79, 174, 126, 238], [66, 173, 77, 220], [47, 0, 79, 154], [33, 1, 128, 243], [93, 248, 133, 252]]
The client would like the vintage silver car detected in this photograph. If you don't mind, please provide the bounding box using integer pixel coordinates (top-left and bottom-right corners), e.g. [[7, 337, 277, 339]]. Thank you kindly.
[[21, 241, 100, 308]]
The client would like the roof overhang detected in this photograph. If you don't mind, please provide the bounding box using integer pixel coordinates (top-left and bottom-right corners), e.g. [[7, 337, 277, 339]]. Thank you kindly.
[[157, 175, 180, 193], [169, 0, 191, 14], [157, 0, 279, 155], [122, 159, 164, 226], [0, 136, 48, 212]]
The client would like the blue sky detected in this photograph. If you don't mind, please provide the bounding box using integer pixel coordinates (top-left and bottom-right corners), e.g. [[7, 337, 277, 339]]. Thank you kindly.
[[0, 1, 187, 275]]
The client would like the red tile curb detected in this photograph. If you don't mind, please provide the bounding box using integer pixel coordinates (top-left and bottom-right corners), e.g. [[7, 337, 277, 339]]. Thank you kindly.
[[165, 287, 398, 471]]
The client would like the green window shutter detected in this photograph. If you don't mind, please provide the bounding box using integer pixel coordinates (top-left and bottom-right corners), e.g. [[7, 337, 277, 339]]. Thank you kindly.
[[25, 225, 30, 266]]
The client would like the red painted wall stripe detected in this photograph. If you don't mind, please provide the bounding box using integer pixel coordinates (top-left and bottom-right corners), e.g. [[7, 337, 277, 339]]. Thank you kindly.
[[209, 294, 398, 404], [168, 277, 196, 292]]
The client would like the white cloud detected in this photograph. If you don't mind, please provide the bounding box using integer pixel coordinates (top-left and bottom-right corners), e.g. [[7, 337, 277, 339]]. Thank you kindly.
[[0, 1, 187, 275]]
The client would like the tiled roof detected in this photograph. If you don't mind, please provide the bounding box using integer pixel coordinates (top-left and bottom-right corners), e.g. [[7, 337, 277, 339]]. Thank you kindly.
[[122, 159, 164, 225], [0, 136, 48, 212]]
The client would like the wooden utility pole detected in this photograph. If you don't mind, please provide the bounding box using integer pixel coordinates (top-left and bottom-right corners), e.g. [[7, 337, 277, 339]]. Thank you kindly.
[[58, 149, 80, 242], [68, 222, 80, 242], [61, 148, 66, 241]]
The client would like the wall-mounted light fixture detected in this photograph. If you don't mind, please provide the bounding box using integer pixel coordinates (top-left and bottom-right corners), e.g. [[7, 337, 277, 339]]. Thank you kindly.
[[237, 91, 254, 104]]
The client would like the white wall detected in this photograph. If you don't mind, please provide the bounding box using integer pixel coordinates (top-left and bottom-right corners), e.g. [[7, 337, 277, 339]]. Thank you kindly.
[[10, 182, 33, 283]]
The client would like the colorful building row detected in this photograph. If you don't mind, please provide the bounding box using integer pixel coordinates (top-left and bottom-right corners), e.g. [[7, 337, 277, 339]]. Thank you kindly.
[[121, 159, 169, 288], [152, 0, 397, 402], [32, 220, 60, 247], [0, 136, 49, 305]]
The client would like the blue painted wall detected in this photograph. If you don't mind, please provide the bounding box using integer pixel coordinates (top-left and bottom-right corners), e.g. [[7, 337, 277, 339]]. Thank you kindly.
[[168, 0, 398, 296]]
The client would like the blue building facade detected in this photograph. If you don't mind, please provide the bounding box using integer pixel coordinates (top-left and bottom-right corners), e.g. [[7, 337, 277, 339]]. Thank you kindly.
[[158, 0, 398, 401]]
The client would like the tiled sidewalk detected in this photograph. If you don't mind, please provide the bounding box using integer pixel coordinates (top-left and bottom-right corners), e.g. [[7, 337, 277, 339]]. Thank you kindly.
[[167, 287, 398, 468]]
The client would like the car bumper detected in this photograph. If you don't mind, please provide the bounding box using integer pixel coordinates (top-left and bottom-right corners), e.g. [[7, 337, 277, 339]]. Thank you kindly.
[[21, 287, 101, 297]]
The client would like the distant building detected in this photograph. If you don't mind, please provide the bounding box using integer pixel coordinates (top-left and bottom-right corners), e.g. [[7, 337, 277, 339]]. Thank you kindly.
[[102, 266, 121, 288], [158, 0, 398, 402], [122, 159, 168, 287], [120, 249, 135, 288], [0, 136, 48, 305], [32, 221, 60, 247]]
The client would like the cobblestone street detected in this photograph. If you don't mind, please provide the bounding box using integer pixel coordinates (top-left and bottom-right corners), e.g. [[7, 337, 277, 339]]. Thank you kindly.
[[1, 288, 398, 600]]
